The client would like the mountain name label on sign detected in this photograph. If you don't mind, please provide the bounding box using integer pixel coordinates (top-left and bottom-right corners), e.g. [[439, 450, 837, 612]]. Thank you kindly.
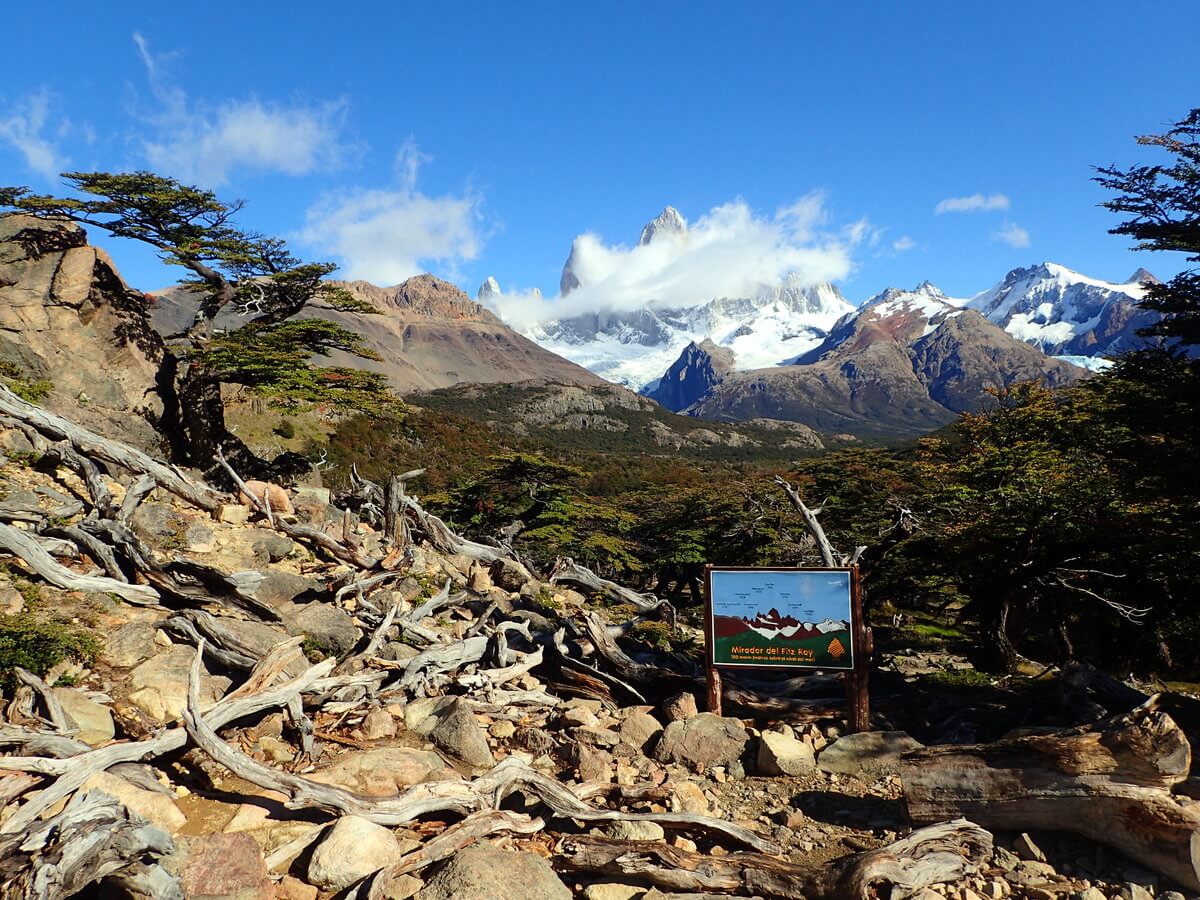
[[707, 568, 855, 671]]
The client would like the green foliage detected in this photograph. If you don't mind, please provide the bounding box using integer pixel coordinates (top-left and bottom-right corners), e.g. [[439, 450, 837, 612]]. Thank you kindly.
[[0, 361, 53, 404], [273, 418, 297, 440], [0, 613, 97, 687]]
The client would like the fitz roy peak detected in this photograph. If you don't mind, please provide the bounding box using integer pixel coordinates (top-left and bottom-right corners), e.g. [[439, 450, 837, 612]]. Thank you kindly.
[[530, 206, 854, 390]]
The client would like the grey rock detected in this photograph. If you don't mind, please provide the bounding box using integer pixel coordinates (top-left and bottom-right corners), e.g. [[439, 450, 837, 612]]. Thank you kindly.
[[250, 529, 294, 562], [416, 845, 570, 900], [604, 820, 664, 841], [817, 731, 924, 778], [429, 698, 494, 768], [131, 502, 179, 540], [618, 710, 663, 753], [1014, 831, 1046, 863], [654, 713, 748, 769], [662, 692, 699, 722], [104, 621, 158, 668], [283, 602, 360, 655], [255, 570, 320, 607], [757, 730, 816, 776]]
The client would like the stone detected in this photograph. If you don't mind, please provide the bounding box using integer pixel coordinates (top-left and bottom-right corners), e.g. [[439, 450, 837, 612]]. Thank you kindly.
[[757, 730, 816, 776], [1075, 889, 1107, 900], [583, 884, 644, 900], [415, 845, 570, 900], [490, 719, 516, 739], [0, 582, 24, 614], [576, 745, 613, 782], [186, 521, 216, 552], [54, 687, 115, 746], [237, 480, 294, 514], [667, 780, 710, 815], [605, 820, 665, 841], [371, 871, 424, 899], [250, 529, 295, 562], [216, 503, 250, 525], [308, 815, 402, 892], [275, 875, 318, 900], [1159, 892, 1186, 900], [466, 562, 493, 593], [131, 502, 179, 540], [562, 705, 599, 727], [662, 692, 699, 722], [430, 698, 495, 768], [255, 571, 320, 607], [816, 731, 924, 778], [126, 647, 230, 722], [309, 748, 448, 796], [1116, 886, 1153, 900], [619, 710, 664, 753], [1013, 832, 1046, 863], [83, 771, 187, 833], [179, 832, 272, 900], [489, 556, 534, 591], [283, 602, 360, 656], [654, 713, 748, 769], [362, 706, 398, 740]]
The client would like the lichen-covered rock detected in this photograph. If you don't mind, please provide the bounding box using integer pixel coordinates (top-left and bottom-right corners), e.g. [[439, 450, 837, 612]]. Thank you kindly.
[[817, 730, 924, 777], [429, 698, 494, 769], [654, 712, 748, 769], [416, 845, 570, 900]]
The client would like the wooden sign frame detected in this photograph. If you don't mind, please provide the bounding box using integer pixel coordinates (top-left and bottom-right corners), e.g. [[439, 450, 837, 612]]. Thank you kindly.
[[703, 564, 871, 732]]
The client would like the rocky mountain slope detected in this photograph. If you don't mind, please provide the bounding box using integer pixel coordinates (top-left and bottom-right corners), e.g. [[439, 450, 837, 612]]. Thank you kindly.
[[965, 262, 1158, 362], [0, 214, 166, 449], [151, 274, 604, 395], [683, 283, 1084, 439]]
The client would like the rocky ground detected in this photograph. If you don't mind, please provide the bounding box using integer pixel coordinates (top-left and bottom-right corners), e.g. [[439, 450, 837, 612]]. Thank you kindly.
[[0, 421, 1193, 899]]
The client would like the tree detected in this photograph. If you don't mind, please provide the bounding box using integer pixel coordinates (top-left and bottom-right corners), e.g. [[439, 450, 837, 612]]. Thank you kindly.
[[0, 172, 394, 468]]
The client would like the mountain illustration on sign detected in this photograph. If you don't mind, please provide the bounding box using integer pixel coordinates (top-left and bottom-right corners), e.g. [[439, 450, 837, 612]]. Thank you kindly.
[[712, 605, 853, 668]]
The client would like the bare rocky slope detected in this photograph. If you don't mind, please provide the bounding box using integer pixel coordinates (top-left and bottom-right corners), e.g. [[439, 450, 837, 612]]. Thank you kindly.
[[0, 214, 166, 450], [152, 274, 605, 395]]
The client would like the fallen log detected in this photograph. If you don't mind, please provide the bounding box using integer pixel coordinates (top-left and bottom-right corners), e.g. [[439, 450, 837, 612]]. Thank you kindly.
[[0, 383, 224, 512], [550, 556, 673, 621], [900, 701, 1200, 891], [553, 818, 992, 899], [0, 790, 181, 900]]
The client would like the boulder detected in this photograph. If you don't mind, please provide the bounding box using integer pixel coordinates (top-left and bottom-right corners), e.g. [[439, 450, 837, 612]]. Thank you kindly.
[[618, 710, 664, 753], [429, 698, 494, 768], [237, 480, 294, 515], [308, 815, 402, 892], [654, 713, 748, 769], [178, 832, 272, 900], [662, 692, 699, 722], [248, 528, 294, 563], [489, 556, 534, 591], [126, 647, 230, 722], [283, 602, 360, 656], [83, 771, 186, 833], [309, 747, 448, 796], [416, 845, 570, 900], [53, 687, 115, 746], [362, 706, 398, 740], [604, 820, 665, 841], [255, 571, 320, 607], [757, 730, 816, 776], [816, 731, 924, 778]]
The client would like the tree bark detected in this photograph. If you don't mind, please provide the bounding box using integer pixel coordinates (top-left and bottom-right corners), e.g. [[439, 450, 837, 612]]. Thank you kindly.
[[900, 703, 1200, 891]]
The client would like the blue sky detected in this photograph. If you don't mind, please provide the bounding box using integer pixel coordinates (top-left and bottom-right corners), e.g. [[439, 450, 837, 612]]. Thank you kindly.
[[710, 570, 850, 622], [1, 2, 1196, 310]]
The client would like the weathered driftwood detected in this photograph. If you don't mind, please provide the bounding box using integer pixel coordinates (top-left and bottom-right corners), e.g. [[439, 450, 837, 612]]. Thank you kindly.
[[553, 818, 992, 899], [774, 475, 865, 566], [0, 521, 161, 605], [550, 556, 671, 618], [901, 702, 1200, 891], [216, 448, 379, 568], [357, 810, 544, 898], [0, 383, 224, 511], [0, 790, 182, 900], [12, 668, 70, 733], [117, 473, 157, 524], [397, 492, 502, 563], [0, 641, 335, 834], [182, 643, 776, 852], [41, 524, 129, 582]]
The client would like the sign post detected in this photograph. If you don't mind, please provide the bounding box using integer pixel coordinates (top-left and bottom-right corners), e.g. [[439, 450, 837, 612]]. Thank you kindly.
[[704, 564, 870, 731]]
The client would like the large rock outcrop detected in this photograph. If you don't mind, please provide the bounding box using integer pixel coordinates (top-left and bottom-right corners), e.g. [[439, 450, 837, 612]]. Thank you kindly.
[[0, 214, 166, 449]]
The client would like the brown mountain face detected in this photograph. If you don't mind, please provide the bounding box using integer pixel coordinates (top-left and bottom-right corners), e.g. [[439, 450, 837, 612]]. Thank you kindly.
[[646, 339, 735, 412], [682, 285, 1085, 440], [0, 214, 166, 449], [152, 274, 604, 394]]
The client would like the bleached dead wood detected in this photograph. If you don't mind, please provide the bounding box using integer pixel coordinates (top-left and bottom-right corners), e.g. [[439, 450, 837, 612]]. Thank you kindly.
[[0, 790, 182, 900], [774, 475, 865, 567], [553, 818, 992, 900], [0, 383, 224, 511], [0, 521, 160, 605], [901, 702, 1200, 891], [182, 642, 775, 851], [117, 473, 157, 524], [397, 492, 503, 563], [550, 556, 671, 618], [12, 668, 70, 734]]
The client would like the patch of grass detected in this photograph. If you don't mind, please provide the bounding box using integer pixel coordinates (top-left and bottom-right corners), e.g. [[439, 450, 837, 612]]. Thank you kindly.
[[631, 620, 673, 651], [301, 637, 331, 662], [908, 622, 967, 640], [0, 613, 98, 687], [922, 668, 995, 690]]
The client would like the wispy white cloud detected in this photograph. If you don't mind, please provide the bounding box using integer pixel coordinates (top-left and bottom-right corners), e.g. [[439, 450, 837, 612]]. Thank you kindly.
[[490, 194, 856, 330], [300, 139, 484, 285], [992, 221, 1030, 248], [0, 90, 66, 179], [132, 32, 351, 185], [892, 234, 916, 253], [935, 192, 1010, 214]]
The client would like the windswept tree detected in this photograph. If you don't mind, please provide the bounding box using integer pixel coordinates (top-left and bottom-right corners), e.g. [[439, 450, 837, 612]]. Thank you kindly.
[[0, 172, 394, 467]]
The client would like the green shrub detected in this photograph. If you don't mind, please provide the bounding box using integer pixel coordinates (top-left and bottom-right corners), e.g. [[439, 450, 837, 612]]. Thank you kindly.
[[274, 418, 297, 440], [0, 614, 97, 687]]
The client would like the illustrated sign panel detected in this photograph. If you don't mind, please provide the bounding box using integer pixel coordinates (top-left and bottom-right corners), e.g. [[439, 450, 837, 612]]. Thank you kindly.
[[708, 568, 855, 670]]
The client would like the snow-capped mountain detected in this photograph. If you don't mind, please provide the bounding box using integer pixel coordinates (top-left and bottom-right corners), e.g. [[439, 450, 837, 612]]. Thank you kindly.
[[528, 207, 855, 390], [742, 608, 848, 641], [964, 263, 1158, 363]]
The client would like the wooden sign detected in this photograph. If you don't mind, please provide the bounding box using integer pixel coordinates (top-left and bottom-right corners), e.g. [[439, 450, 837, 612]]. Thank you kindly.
[[703, 565, 871, 731]]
